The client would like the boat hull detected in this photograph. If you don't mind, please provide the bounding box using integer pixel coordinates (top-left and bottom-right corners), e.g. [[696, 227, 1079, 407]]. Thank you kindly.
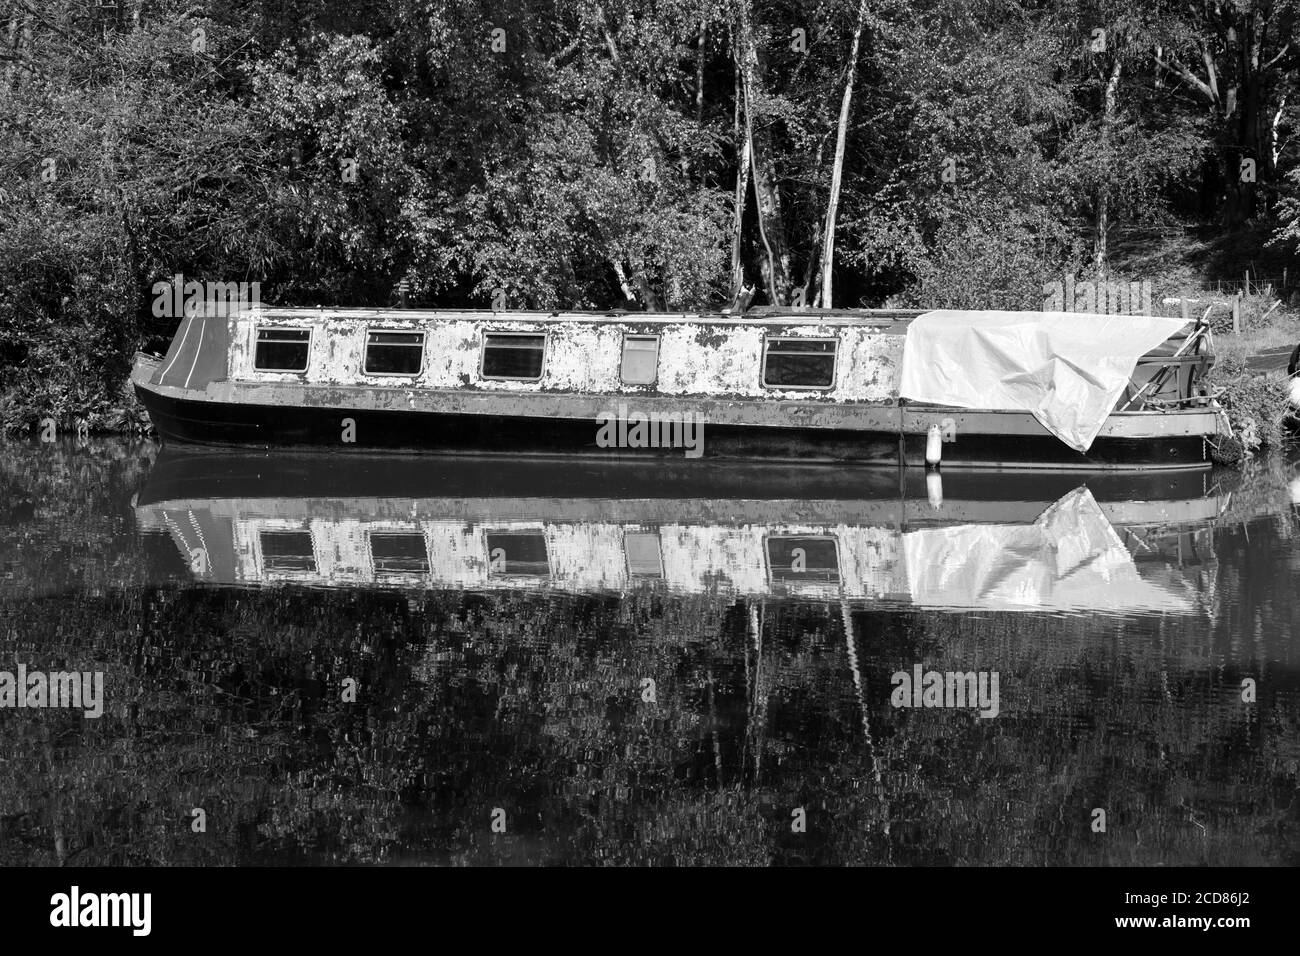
[[134, 377, 1213, 471]]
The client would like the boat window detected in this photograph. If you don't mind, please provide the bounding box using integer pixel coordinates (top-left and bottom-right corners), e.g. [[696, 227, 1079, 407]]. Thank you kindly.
[[365, 331, 425, 376], [370, 533, 430, 575], [624, 532, 664, 577], [481, 333, 546, 381], [254, 328, 311, 372], [485, 532, 550, 576], [762, 337, 837, 389], [766, 536, 840, 584], [259, 531, 316, 572], [620, 335, 660, 385]]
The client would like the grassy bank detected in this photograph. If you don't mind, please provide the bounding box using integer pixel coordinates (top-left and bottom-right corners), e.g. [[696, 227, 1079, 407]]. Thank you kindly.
[[1195, 292, 1299, 464]]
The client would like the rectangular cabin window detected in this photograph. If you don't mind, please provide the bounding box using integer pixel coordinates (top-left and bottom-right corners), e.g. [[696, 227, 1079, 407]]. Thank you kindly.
[[766, 536, 840, 584], [260, 531, 316, 572], [254, 328, 311, 372], [485, 532, 550, 576], [481, 333, 546, 381], [365, 331, 425, 376], [762, 337, 837, 390], [370, 533, 430, 575], [624, 532, 664, 577], [620, 335, 660, 385]]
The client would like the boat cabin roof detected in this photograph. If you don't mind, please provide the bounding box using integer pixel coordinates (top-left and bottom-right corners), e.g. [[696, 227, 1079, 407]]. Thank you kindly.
[[242, 306, 926, 328]]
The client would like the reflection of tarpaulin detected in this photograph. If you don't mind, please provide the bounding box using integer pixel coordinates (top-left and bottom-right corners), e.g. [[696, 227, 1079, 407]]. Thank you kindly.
[[903, 487, 1193, 614], [899, 310, 1190, 451]]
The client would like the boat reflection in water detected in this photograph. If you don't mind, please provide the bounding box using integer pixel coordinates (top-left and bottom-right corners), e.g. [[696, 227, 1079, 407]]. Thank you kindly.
[[135, 451, 1223, 616]]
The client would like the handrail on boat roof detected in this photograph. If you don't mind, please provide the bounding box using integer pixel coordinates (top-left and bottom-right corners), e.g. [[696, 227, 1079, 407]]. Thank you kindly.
[[240, 305, 927, 326]]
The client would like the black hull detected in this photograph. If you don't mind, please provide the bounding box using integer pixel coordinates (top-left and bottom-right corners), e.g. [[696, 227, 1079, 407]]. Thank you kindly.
[[134, 384, 1210, 471], [137, 446, 1215, 508]]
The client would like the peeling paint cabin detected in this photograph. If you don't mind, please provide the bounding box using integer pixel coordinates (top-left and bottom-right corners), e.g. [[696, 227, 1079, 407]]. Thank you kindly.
[[130, 305, 1222, 470]]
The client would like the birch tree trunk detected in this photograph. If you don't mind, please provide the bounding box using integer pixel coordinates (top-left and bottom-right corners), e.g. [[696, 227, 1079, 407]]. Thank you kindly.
[[817, 0, 868, 309], [729, 46, 751, 302], [1094, 56, 1122, 274], [612, 260, 638, 305], [736, 0, 793, 306]]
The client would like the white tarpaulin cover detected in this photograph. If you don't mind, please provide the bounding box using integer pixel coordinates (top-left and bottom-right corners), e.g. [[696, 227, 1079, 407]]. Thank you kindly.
[[898, 310, 1190, 452], [902, 487, 1193, 615]]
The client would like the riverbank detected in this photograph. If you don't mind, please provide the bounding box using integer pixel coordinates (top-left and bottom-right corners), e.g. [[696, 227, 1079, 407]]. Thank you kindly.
[[1199, 302, 1300, 463]]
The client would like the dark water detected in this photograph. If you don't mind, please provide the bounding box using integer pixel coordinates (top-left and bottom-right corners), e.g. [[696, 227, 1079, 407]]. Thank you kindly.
[[1, 438, 1298, 866]]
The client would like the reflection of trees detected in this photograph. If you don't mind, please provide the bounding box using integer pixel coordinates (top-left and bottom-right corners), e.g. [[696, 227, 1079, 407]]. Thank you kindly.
[[1, 576, 1294, 866], [0, 439, 160, 600]]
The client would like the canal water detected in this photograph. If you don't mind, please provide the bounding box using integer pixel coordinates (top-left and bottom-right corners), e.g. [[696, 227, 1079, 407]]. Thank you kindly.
[[1, 438, 1297, 865]]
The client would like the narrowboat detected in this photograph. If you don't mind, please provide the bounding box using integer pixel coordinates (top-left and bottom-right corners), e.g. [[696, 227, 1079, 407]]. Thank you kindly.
[[133, 450, 1222, 612], [130, 304, 1224, 470]]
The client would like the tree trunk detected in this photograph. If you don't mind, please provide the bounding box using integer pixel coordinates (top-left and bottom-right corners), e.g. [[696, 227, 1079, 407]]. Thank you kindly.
[[1271, 95, 1285, 169], [1094, 56, 1122, 274], [682, 22, 706, 179], [817, 0, 868, 309], [729, 47, 751, 302], [736, 0, 793, 306], [694, 22, 706, 126], [636, 273, 663, 312], [611, 260, 638, 306]]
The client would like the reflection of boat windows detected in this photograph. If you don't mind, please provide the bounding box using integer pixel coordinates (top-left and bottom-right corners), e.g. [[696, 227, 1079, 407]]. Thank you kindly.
[[624, 532, 663, 577], [620, 335, 660, 385], [486, 532, 549, 576], [481, 333, 546, 381], [370, 533, 430, 574], [762, 337, 837, 389], [365, 331, 425, 375], [766, 536, 840, 583], [254, 328, 311, 372], [259, 531, 316, 572]]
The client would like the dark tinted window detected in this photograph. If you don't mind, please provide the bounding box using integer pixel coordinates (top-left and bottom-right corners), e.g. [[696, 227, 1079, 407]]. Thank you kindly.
[[254, 328, 310, 371], [365, 331, 424, 375], [482, 334, 545, 380], [763, 338, 836, 389], [370, 533, 429, 574], [486, 532, 549, 576], [767, 536, 840, 583], [260, 531, 316, 572]]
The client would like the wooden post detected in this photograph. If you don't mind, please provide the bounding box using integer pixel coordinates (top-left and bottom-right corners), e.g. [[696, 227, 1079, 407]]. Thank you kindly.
[[1181, 298, 1189, 324], [1232, 293, 1241, 334]]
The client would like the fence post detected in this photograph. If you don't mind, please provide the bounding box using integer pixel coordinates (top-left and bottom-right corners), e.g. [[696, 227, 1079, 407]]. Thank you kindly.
[[1181, 298, 1189, 324], [1232, 293, 1241, 334]]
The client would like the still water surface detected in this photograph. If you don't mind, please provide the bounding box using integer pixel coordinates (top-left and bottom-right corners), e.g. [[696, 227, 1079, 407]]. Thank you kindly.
[[1, 439, 1297, 865]]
